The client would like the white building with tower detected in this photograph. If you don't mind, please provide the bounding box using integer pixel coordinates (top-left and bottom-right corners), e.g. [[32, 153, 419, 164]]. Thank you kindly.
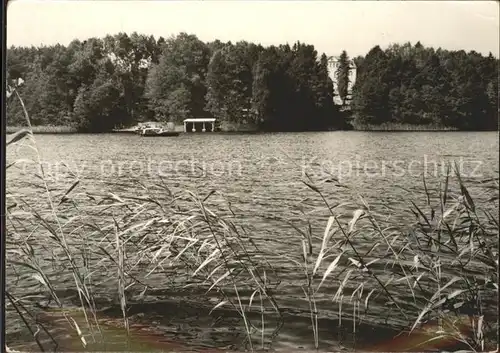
[[327, 56, 357, 106]]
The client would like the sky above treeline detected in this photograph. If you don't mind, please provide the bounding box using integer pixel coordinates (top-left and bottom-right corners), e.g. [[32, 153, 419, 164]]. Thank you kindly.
[[6, 0, 500, 57]]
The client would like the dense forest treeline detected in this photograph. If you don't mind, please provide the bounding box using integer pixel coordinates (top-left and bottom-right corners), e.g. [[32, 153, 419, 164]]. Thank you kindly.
[[352, 42, 499, 130], [6, 32, 499, 132]]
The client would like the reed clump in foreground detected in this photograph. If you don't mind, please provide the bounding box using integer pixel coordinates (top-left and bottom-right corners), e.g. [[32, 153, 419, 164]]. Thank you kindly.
[[299, 166, 498, 351], [5, 86, 499, 352]]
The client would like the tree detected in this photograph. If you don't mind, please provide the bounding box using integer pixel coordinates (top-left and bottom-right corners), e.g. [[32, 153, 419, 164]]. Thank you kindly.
[[351, 42, 498, 130], [351, 46, 390, 125], [72, 71, 124, 132], [250, 43, 343, 131], [98, 33, 159, 124], [205, 42, 261, 123], [251, 46, 281, 127], [336, 50, 350, 106], [145, 33, 211, 123], [317, 53, 338, 128]]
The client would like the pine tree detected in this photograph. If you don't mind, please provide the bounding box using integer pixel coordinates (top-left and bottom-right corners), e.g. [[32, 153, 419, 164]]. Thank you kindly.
[[336, 50, 351, 106]]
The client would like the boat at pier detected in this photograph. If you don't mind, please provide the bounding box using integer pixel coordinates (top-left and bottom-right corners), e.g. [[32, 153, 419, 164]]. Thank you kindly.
[[138, 127, 179, 137]]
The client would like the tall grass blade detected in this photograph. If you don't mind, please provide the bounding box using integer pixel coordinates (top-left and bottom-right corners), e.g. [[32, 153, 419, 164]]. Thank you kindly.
[[317, 251, 344, 292], [313, 216, 335, 276], [7, 129, 31, 146], [348, 209, 365, 234]]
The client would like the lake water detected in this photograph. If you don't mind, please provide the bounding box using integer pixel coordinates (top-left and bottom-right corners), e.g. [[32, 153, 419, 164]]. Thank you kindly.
[[5, 131, 499, 351]]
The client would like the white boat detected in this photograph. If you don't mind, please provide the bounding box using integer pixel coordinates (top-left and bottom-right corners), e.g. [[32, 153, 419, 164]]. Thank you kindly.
[[138, 127, 179, 137]]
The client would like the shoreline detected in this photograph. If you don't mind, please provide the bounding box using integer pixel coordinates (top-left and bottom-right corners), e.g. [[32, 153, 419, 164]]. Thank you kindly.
[[6, 125, 78, 134], [8, 294, 489, 353], [7, 125, 496, 134]]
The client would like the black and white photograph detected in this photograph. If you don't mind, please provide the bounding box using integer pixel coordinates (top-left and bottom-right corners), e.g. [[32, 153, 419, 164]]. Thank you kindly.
[[3, 0, 499, 352]]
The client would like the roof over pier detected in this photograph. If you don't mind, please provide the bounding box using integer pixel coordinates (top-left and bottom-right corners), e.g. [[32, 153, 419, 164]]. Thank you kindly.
[[183, 118, 216, 123]]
